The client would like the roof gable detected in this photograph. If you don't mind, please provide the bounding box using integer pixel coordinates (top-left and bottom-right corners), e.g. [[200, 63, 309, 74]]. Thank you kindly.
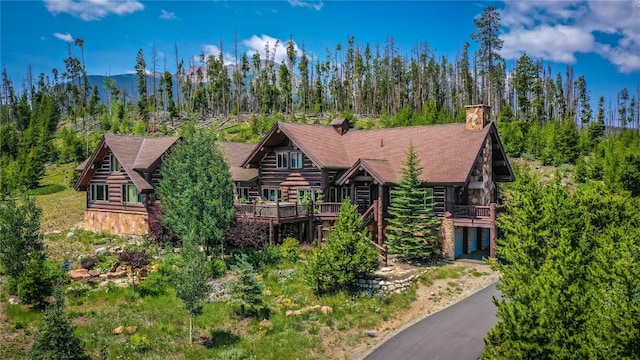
[[74, 134, 179, 192], [243, 121, 514, 185]]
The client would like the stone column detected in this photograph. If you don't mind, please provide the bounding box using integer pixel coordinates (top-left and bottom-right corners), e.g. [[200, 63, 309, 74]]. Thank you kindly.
[[441, 216, 455, 261]]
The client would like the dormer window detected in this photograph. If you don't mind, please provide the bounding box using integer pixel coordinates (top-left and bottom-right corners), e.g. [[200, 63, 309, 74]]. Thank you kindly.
[[276, 153, 289, 169], [110, 154, 120, 172]]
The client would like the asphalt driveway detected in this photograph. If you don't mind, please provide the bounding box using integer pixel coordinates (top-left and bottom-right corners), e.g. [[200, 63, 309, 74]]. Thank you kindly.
[[365, 282, 500, 360]]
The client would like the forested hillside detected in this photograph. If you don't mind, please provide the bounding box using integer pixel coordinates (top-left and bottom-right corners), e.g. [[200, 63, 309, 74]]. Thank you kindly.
[[1, 6, 638, 195]]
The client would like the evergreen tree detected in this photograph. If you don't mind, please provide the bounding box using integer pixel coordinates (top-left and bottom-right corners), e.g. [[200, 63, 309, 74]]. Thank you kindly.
[[0, 195, 43, 290], [386, 143, 440, 260], [229, 254, 264, 317], [30, 287, 89, 360], [17, 252, 52, 308], [157, 125, 235, 256], [471, 6, 503, 108], [135, 49, 148, 119], [305, 199, 379, 295]]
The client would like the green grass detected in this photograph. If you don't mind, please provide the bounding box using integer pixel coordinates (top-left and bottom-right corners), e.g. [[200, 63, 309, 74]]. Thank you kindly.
[[3, 245, 476, 359], [419, 265, 467, 286], [34, 163, 85, 233]]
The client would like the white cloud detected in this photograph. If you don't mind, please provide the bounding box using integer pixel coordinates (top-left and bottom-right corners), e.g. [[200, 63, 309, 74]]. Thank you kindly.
[[201, 44, 236, 65], [501, 25, 594, 63], [288, 0, 323, 11], [53, 32, 74, 42], [498, 0, 640, 73], [44, 0, 144, 21], [242, 34, 300, 64], [159, 9, 176, 20]]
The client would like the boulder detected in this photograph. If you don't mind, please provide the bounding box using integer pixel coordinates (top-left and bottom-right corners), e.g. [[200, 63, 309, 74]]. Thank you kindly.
[[113, 326, 123, 335], [320, 306, 333, 314], [66, 232, 75, 239], [126, 326, 137, 334], [106, 270, 127, 279], [8, 297, 19, 305], [88, 269, 101, 277], [109, 246, 122, 253], [69, 268, 89, 281], [366, 330, 377, 338], [95, 247, 107, 255]]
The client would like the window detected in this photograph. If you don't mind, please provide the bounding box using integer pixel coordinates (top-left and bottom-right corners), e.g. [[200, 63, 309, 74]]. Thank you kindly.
[[109, 154, 120, 172], [262, 188, 282, 201], [122, 184, 142, 203], [276, 153, 289, 169], [422, 187, 434, 208], [90, 183, 109, 202], [237, 187, 250, 201], [290, 152, 303, 169], [341, 187, 352, 201]]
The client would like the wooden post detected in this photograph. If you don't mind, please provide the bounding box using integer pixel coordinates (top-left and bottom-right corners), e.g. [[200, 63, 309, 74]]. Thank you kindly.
[[350, 182, 356, 205], [269, 219, 274, 244], [253, 202, 256, 217], [317, 225, 323, 248], [489, 202, 497, 259], [377, 185, 384, 249], [276, 201, 280, 222]]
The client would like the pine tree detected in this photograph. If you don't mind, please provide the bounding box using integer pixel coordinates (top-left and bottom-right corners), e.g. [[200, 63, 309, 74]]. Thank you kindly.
[[229, 254, 264, 317], [135, 49, 148, 120], [386, 142, 440, 260], [17, 252, 52, 308], [30, 287, 89, 360]]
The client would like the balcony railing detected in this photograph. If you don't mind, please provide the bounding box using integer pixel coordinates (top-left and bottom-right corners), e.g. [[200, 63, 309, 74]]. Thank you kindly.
[[451, 205, 491, 218], [234, 202, 342, 222]]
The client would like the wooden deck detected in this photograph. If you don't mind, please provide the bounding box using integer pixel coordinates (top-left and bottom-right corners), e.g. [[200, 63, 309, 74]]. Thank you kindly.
[[234, 202, 342, 224], [450, 204, 505, 228]]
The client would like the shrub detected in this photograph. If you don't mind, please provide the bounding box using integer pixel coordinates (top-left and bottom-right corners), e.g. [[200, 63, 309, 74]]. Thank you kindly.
[[129, 334, 151, 352], [281, 237, 300, 263], [80, 256, 99, 270], [119, 250, 150, 270], [210, 259, 228, 278], [146, 203, 177, 245], [225, 218, 269, 249]]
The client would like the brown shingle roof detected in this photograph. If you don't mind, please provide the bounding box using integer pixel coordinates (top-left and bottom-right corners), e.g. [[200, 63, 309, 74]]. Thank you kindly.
[[218, 141, 258, 182], [75, 134, 179, 192], [245, 121, 509, 185]]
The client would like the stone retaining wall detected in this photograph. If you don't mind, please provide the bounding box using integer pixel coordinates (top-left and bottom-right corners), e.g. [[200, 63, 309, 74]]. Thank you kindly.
[[355, 275, 418, 294]]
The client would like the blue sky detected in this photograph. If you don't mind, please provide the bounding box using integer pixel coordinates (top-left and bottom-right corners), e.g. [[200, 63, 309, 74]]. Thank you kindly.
[[1, 0, 639, 104]]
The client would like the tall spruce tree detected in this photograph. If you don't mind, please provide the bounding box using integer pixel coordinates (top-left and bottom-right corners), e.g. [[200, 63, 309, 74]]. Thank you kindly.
[[386, 142, 440, 260]]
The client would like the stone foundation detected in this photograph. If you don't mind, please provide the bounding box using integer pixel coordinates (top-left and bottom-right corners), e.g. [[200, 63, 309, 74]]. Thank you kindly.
[[84, 210, 148, 236]]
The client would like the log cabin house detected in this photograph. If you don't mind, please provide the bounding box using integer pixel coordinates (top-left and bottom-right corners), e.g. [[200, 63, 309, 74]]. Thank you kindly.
[[238, 105, 514, 261], [75, 104, 513, 261], [74, 134, 257, 236]]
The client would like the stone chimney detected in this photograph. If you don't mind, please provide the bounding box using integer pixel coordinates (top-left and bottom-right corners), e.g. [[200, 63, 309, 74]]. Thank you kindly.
[[329, 117, 350, 135], [465, 104, 490, 131]]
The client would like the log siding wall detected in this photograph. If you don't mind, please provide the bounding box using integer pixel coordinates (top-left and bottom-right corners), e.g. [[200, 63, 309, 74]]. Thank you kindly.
[[86, 151, 147, 214], [259, 148, 323, 201]]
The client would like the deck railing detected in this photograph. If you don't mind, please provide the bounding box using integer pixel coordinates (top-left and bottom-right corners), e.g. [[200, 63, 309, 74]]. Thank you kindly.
[[234, 201, 342, 221], [451, 205, 491, 218]]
